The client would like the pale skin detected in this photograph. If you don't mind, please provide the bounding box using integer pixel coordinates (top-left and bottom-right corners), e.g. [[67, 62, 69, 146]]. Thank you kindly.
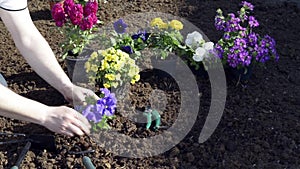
[[0, 7, 98, 136]]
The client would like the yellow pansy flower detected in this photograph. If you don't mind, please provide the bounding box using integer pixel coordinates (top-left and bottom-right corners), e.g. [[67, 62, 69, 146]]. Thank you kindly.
[[101, 60, 109, 70], [134, 74, 140, 81], [160, 22, 168, 29], [100, 50, 107, 56], [105, 74, 116, 81], [103, 83, 110, 88], [151, 18, 163, 26], [128, 68, 136, 77], [106, 47, 115, 54], [128, 59, 135, 65], [113, 62, 121, 70], [131, 79, 136, 84], [169, 20, 183, 30], [150, 17, 168, 29], [85, 61, 91, 72], [105, 54, 115, 62], [90, 51, 98, 60], [116, 49, 125, 56], [91, 64, 98, 72]]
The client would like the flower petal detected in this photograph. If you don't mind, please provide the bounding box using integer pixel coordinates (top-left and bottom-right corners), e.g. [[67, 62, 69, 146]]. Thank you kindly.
[[203, 42, 214, 51]]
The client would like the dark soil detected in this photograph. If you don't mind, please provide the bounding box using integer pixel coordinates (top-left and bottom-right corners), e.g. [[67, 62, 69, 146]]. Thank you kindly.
[[0, 0, 299, 168]]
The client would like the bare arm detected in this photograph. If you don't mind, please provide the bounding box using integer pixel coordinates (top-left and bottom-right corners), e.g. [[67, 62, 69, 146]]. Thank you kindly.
[[0, 8, 73, 96], [0, 8, 93, 136]]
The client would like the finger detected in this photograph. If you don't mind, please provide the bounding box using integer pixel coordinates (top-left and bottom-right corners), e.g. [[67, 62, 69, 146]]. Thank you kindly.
[[59, 128, 74, 137], [77, 113, 91, 128], [93, 93, 100, 100], [68, 123, 85, 136], [67, 107, 90, 126], [71, 117, 91, 135], [69, 112, 91, 135], [73, 110, 91, 128]]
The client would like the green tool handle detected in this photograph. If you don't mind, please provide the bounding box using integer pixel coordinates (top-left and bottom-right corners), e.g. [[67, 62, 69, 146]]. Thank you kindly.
[[82, 156, 96, 169], [11, 141, 31, 169], [143, 112, 152, 129], [152, 110, 161, 129]]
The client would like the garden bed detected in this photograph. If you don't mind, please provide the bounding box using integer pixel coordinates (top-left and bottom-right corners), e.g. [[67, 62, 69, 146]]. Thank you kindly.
[[0, 0, 299, 168]]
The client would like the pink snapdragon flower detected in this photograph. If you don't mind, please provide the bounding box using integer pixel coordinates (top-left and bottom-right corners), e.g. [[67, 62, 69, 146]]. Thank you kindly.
[[80, 15, 95, 30], [51, 3, 66, 27], [63, 0, 75, 17], [84, 0, 98, 16], [69, 4, 84, 25]]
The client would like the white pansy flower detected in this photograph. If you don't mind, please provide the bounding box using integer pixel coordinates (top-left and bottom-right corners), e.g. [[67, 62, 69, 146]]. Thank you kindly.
[[203, 42, 214, 51], [192, 47, 206, 62], [185, 31, 203, 48]]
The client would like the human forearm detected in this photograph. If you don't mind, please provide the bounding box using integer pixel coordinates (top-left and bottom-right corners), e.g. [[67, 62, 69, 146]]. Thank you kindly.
[[14, 28, 73, 96], [0, 85, 47, 125], [0, 84, 91, 136], [0, 8, 73, 97]]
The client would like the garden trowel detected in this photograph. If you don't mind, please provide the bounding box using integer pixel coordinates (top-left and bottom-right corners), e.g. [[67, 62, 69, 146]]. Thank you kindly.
[[0, 132, 56, 152]]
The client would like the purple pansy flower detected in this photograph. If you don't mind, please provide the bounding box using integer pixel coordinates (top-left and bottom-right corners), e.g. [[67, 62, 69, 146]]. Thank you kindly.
[[82, 88, 117, 123], [131, 30, 150, 42], [121, 46, 134, 54], [113, 19, 128, 34], [82, 104, 104, 123], [215, 16, 225, 31]]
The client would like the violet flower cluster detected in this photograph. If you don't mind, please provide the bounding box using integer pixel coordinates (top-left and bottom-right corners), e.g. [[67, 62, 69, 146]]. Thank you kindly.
[[214, 1, 279, 68], [51, 0, 98, 31], [82, 88, 117, 123]]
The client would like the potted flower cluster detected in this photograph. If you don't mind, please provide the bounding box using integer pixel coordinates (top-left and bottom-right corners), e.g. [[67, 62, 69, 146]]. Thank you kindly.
[[85, 16, 217, 82], [100, 17, 188, 60], [51, 0, 119, 130], [51, 0, 100, 80], [213, 1, 279, 80], [85, 47, 140, 89]]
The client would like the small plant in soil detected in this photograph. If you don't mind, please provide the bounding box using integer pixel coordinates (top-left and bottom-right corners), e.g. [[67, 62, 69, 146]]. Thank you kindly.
[[214, 1, 279, 71]]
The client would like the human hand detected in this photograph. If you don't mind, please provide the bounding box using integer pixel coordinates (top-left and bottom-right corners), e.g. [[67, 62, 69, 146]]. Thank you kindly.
[[62, 84, 99, 106], [42, 106, 91, 136]]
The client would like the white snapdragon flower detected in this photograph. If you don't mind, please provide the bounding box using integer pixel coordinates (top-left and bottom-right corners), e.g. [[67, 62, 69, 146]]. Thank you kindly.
[[185, 31, 203, 48]]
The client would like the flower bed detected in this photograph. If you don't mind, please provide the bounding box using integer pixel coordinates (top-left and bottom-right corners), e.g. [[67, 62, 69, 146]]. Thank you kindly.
[[0, 0, 299, 168]]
